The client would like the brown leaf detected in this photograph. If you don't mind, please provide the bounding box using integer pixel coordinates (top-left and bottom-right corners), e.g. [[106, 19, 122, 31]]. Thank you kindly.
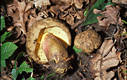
[[90, 39, 120, 80], [50, 0, 73, 5], [74, 0, 85, 9], [0, 75, 12, 80], [99, 40, 114, 56], [94, 71, 115, 80], [66, 14, 75, 25], [93, 9, 101, 14], [59, 5, 70, 12], [112, 0, 127, 4], [7, 4, 19, 22], [94, 5, 123, 29], [7, 0, 26, 34], [85, 0, 90, 5], [59, 11, 68, 20], [34, 0, 51, 8], [0, 68, 12, 80], [75, 10, 84, 20], [49, 5, 61, 16], [25, 1, 33, 12], [118, 64, 127, 80]]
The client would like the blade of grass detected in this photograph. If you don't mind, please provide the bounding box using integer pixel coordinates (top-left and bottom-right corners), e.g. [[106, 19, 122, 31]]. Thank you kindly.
[[122, 20, 127, 24], [47, 73, 55, 80], [0, 16, 5, 31]]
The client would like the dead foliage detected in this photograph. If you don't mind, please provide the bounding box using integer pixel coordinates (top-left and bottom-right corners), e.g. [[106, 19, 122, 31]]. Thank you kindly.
[[94, 5, 123, 29], [1, 0, 127, 80]]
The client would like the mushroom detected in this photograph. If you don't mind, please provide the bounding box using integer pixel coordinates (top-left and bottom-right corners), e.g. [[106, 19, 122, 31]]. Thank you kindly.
[[74, 29, 101, 53], [26, 18, 71, 74]]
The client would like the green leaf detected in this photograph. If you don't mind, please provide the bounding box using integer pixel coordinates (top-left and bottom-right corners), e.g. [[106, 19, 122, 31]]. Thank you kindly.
[[0, 16, 5, 31], [1, 60, 6, 67], [0, 32, 11, 43], [122, 20, 127, 24], [1, 42, 18, 59], [11, 69, 18, 80], [47, 73, 55, 79], [40, 75, 44, 80], [84, 7, 89, 17], [11, 61, 33, 80], [121, 32, 127, 36], [73, 46, 82, 53], [83, 0, 109, 26], [106, 0, 115, 6], [18, 61, 33, 74], [27, 77, 35, 80], [1, 42, 18, 67], [11, 52, 24, 80], [22, 77, 25, 80]]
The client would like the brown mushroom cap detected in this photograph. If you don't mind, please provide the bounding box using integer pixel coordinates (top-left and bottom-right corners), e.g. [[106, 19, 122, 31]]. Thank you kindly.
[[26, 18, 71, 64], [74, 29, 101, 53]]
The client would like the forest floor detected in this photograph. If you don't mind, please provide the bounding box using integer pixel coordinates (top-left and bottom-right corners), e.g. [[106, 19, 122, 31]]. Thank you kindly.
[[0, 0, 127, 80]]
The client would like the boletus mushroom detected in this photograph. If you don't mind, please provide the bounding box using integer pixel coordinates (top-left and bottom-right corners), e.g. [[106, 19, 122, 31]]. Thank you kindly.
[[74, 29, 101, 54], [26, 18, 71, 74]]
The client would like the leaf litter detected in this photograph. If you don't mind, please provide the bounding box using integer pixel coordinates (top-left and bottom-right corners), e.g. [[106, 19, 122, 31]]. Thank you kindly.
[[94, 5, 123, 29], [90, 39, 119, 80], [1, 0, 127, 80]]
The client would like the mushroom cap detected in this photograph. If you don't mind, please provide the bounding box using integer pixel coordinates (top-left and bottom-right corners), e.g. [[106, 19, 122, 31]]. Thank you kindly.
[[26, 18, 71, 64], [74, 29, 101, 53]]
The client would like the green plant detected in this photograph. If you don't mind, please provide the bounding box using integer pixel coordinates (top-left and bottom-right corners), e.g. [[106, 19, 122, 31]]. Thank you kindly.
[[83, 0, 114, 26], [0, 16, 35, 80], [1, 42, 18, 67], [47, 73, 56, 80], [40, 75, 44, 80], [122, 19, 127, 24], [73, 46, 82, 53], [73, 0, 115, 54], [0, 16, 17, 68], [1, 16, 5, 31], [27, 77, 36, 80], [11, 61, 33, 80]]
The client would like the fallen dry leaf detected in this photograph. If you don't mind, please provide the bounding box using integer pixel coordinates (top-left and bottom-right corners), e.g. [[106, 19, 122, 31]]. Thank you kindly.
[[25, 1, 33, 12], [0, 68, 12, 80], [75, 10, 84, 20], [118, 65, 127, 80], [50, 0, 73, 5], [94, 5, 123, 29], [6, 0, 85, 40], [0, 75, 12, 80], [74, 0, 85, 9], [84, 0, 89, 4], [112, 0, 127, 4], [49, 5, 61, 16], [66, 14, 75, 25], [7, 0, 27, 34], [7, 0, 48, 34], [90, 39, 120, 80], [34, 0, 51, 8], [94, 71, 115, 80]]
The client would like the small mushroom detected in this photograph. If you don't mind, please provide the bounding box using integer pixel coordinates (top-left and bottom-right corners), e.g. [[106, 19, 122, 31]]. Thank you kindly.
[[74, 29, 101, 53], [26, 18, 71, 74]]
